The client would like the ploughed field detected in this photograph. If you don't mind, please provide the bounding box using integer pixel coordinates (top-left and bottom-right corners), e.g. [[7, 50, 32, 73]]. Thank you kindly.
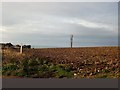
[[2, 47, 120, 78]]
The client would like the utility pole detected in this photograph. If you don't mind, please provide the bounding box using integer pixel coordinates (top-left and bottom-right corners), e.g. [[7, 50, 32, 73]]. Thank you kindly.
[[20, 43, 23, 54], [70, 35, 73, 48]]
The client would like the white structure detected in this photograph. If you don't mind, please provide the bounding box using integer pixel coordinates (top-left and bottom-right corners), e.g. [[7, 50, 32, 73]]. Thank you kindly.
[[20, 43, 23, 54]]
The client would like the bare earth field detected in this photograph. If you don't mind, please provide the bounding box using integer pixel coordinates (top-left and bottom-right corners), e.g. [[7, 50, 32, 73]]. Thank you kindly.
[[2, 46, 120, 78]]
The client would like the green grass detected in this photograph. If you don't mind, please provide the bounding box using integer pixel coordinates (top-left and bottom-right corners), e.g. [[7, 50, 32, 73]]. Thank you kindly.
[[2, 58, 74, 78], [2, 58, 120, 78]]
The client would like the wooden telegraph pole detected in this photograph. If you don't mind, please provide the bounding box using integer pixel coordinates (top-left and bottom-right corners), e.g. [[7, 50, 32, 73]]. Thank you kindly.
[[20, 43, 23, 54], [70, 35, 73, 48]]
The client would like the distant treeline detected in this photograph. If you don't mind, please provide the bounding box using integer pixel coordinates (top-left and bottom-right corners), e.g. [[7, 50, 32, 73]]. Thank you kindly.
[[0, 43, 31, 49]]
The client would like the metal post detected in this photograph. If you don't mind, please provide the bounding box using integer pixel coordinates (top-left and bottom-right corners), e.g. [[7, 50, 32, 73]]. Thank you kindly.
[[71, 35, 73, 48]]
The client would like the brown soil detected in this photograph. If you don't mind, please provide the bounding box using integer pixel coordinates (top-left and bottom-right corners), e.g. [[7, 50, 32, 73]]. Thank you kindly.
[[22, 46, 119, 69]]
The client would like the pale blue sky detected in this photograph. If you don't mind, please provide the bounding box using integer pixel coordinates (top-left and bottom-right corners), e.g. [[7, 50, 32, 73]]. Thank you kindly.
[[1, 2, 118, 48]]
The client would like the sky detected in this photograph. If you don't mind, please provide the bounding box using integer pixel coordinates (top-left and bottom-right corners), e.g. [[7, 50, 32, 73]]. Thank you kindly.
[[1, 2, 118, 48]]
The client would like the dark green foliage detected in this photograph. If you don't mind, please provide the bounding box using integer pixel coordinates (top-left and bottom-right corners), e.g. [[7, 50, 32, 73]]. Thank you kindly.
[[2, 58, 73, 78]]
